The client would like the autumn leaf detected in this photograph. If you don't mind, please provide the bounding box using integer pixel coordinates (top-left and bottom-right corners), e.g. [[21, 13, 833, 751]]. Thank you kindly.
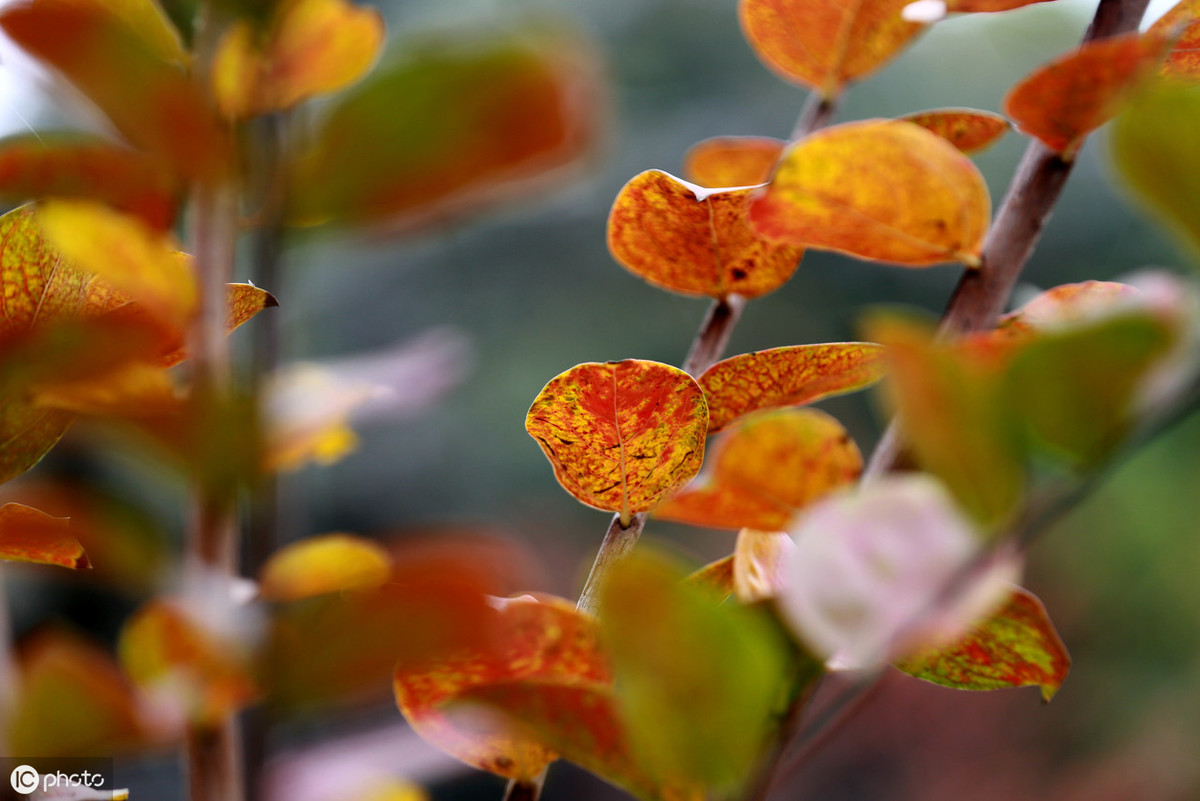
[[654, 409, 861, 531], [0, 502, 88, 568], [895, 587, 1071, 702], [395, 595, 607, 782], [0, 133, 179, 230], [998, 280, 1140, 334], [259, 533, 393, 601], [700, 343, 886, 432], [739, 0, 924, 97], [1111, 80, 1200, 259], [214, 0, 384, 119], [608, 170, 803, 299], [683, 136, 785, 188], [750, 119, 990, 267], [0, 0, 227, 179], [598, 549, 793, 794], [733, 529, 794, 603], [525, 360, 708, 525], [119, 599, 259, 728], [932, 0, 1059, 14], [289, 28, 600, 229], [1151, 0, 1200, 79], [1004, 31, 1173, 158], [899, 108, 1010, 154], [9, 631, 149, 756], [687, 554, 736, 600]]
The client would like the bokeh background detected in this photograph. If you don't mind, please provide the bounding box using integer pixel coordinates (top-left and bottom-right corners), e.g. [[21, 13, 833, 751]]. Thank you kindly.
[[2, 0, 1198, 798]]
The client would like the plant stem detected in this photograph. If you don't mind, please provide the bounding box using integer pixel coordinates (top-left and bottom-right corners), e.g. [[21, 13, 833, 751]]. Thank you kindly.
[[791, 93, 837, 141], [863, 0, 1152, 480]]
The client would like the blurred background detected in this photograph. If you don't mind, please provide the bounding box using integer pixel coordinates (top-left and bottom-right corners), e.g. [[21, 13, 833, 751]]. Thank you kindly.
[[1, 0, 1198, 798]]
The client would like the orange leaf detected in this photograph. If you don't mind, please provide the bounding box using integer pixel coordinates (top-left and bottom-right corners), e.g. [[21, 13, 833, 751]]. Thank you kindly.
[[683, 136, 785, 188], [214, 0, 384, 119], [900, 108, 1010, 154], [395, 595, 608, 781], [156, 283, 279, 368], [733, 529, 793, 603], [997, 280, 1140, 335], [1004, 31, 1173, 158], [739, 0, 924, 96], [525, 360, 708, 525], [1152, 0, 1200, 79], [749, 119, 990, 266], [0, 502, 88, 568], [895, 587, 1071, 702], [0, 0, 227, 179], [0, 133, 179, 230], [944, 0, 1059, 12], [9, 631, 149, 756], [686, 554, 735, 600], [119, 599, 259, 728], [608, 170, 803, 299], [700, 343, 886, 433], [654, 409, 860, 531], [259, 533, 393, 601], [289, 29, 600, 230]]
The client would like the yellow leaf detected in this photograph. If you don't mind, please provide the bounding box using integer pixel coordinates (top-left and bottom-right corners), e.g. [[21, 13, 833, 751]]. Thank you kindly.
[[259, 533, 393, 601]]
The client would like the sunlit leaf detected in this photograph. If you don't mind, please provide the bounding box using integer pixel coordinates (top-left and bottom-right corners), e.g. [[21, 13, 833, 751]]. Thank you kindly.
[[683, 136, 784, 188], [733, 529, 793, 603], [9, 631, 149, 756], [607, 170, 803, 299], [525, 360, 708, 525], [895, 586, 1070, 701], [118, 599, 259, 728], [0, 134, 179, 230], [260, 533, 393, 601], [1111, 80, 1200, 259], [655, 409, 861, 531], [864, 313, 1024, 526], [37, 200, 195, 329], [214, 0, 384, 119], [270, 540, 510, 711], [598, 549, 793, 794], [289, 28, 600, 229], [899, 108, 1010, 154], [1004, 31, 1172, 158], [750, 119, 990, 266], [700, 343, 886, 433], [0, 0, 227, 178], [739, 0, 924, 97], [0, 502, 88, 568], [1151, 0, 1200, 79], [395, 595, 606, 781], [155, 283, 278, 368], [779, 475, 1008, 671]]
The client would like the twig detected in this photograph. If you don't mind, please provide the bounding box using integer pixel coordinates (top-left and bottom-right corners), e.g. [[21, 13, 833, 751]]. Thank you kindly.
[[863, 0, 1154, 479], [791, 93, 837, 141]]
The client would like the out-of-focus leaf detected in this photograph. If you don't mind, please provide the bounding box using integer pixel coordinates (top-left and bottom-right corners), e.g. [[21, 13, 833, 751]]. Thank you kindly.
[[779, 475, 1007, 671], [864, 313, 1024, 526], [1151, 0, 1200, 78], [395, 595, 606, 782], [895, 586, 1070, 702], [739, 0, 923, 96], [118, 599, 259, 728], [260, 533, 392, 601], [1004, 312, 1175, 466], [598, 549, 793, 794], [733, 529, 793, 603], [942, 0, 1059, 13], [270, 540, 511, 711], [608, 170, 803, 299], [750, 120, 990, 266], [289, 28, 600, 230], [525, 360, 708, 525], [0, 134, 179, 230], [654, 409, 861, 531], [214, 0, 384, 118], [360, 781, 428, 801], [1111, 80, 1200, 259], [899, 108, 1010, 153], [9, 631, 149, 756], [686, 555, 735, 601], [1004, 31, 1172, 158], [262, 364, 378, 470], [699, 343, 886, 433], [0, 502, 87, 568], [37, 200, 195, 329], [998, 280, 1140, 334], [683, 136, 784, 188], [0, 0, 227, 178]]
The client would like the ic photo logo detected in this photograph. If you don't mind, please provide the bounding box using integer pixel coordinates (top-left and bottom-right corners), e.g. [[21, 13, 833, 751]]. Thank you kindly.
[[9, 766, 38, 795]]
